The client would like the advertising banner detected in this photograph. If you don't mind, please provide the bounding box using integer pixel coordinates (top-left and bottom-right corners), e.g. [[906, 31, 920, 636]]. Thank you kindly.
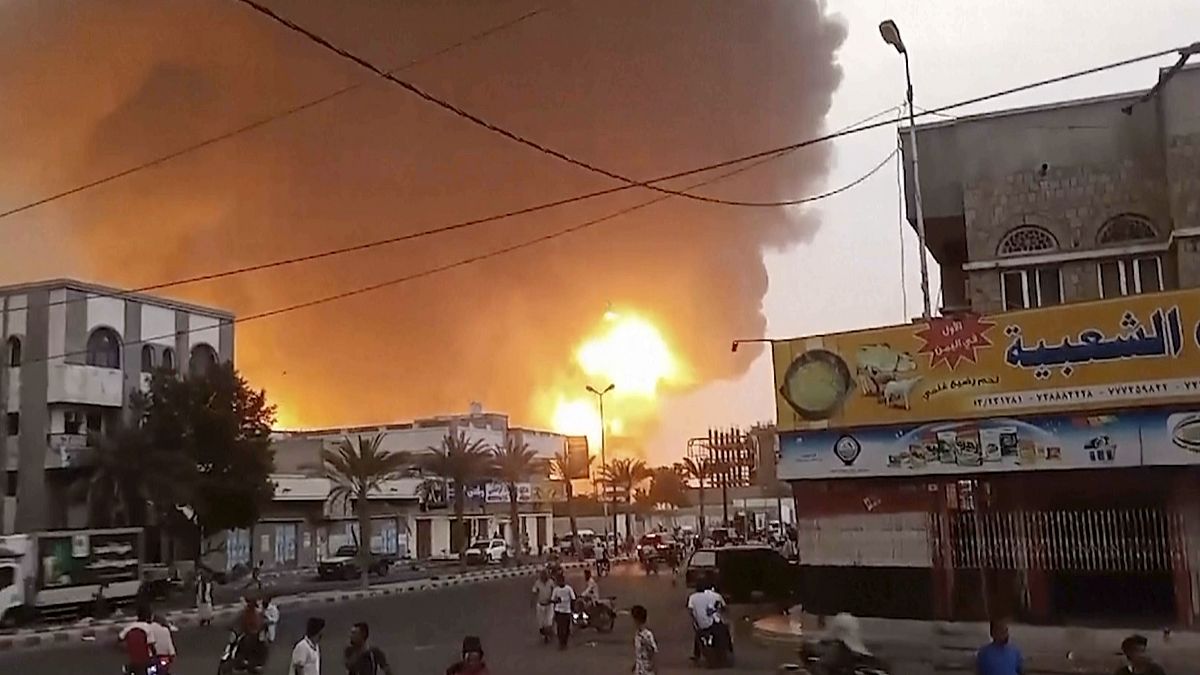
[[779, 407, 1200, 480], [772, 289, 1200, 432], [566, 436, 591, 479]]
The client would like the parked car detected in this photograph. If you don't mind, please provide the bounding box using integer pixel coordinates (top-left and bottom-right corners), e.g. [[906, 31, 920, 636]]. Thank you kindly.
[[707, 527, 741, 547], [317, 545, 393, 581], [557, 530, 596, 557], [464, 539, 511, 565], [685, 545, 800, 604]]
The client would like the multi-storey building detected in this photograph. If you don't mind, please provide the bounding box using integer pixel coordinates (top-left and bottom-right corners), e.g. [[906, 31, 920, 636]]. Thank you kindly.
[[0, 279, 233, 533], [776, 63, 1200, 626]]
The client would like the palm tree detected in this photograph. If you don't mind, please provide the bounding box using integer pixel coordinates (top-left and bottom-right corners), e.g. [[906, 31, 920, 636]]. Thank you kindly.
[[679, 457, 715, 536], [491, 438, 539, 555], [600, 457, 651, 539], [322, 434, 412, 588], [549, 449, 593, 551], [423, 431, 493, 555]]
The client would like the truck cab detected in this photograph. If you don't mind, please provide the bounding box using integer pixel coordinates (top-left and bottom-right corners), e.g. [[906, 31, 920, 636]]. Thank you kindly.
[[0, 540, 30, 627]]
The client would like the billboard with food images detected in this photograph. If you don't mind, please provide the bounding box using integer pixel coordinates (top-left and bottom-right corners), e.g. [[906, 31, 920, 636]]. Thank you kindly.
[[772, 288, 1200, 433], [778, 407, 1200, 480]]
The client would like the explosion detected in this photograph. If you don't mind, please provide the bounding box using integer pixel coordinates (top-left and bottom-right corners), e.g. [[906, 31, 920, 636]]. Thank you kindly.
[[0, 1, 847, 459], [544, 310, 688, 458]]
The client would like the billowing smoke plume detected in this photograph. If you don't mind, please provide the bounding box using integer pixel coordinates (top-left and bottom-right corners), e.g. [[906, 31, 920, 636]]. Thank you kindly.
[[0, 1, 845, 451]]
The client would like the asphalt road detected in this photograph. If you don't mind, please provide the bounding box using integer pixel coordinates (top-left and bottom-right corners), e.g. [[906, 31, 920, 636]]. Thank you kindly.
[[0, 565, 800, 674]]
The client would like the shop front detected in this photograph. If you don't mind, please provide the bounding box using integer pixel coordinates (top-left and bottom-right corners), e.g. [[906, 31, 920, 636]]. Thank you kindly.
[[775, 289, 1200, 625]]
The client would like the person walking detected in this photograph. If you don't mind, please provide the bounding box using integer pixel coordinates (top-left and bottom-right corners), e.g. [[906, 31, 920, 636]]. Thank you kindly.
[[631, 605, 659, 675], [530, 569, 555, 644], [291, 617, 325, 675], [1114, 634, 1166, 675], [976, 618, 1024, 675], [263, 595, 281, 644], [195, 571, 214, 627], [343, 622, 394, 675], [550, 572, 576, 650]]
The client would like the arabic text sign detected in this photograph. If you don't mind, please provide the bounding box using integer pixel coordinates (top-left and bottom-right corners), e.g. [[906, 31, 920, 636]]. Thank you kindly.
[[778, 407, 1200, 480], [773, 289, 1200, 432]]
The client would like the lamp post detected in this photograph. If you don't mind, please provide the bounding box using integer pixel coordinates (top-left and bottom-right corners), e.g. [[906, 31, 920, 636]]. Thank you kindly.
[[730, 338, 777, 353], [880, 18, 932, 321], [586, 383, 618, 543]]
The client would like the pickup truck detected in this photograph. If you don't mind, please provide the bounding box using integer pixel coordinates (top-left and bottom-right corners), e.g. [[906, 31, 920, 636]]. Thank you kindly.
[[317, 545, 395, 581]]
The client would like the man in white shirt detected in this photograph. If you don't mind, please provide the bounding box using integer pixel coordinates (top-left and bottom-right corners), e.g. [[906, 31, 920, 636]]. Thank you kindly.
[[686, 578, 725, 662], [549, 573, 577, 650], [531, 569, 555, 644], [291, 616, 326, 675], [150, 613, 177, 664]]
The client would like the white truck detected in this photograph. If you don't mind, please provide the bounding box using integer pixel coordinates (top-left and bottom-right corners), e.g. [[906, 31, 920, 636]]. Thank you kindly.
[[0, 527, 144, 626]]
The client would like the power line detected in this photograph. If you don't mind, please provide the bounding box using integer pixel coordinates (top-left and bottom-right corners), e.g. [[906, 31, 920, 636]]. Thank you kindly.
[[232, 0, 892, 209], [0, 5, 552, 222], [11, 41, 1190, 311], [27, 104, 905, 313], [35, 143, 899, 365]]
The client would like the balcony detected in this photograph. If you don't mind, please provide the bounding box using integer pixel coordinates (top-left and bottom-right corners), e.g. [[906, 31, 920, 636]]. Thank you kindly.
[[46, 364, 125, 407], [2, 433, 94, 470]]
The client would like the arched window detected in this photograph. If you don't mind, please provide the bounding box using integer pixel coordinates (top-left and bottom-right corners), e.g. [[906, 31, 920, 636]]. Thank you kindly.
[[86, 327, 122, 369], [140, 344, 155, 373], [189, 344, 218, 378], [162, 347, 176, 372], [997, 226, 1059, 256], [1097, 214, 1157, 245], [5, 336, 20, 368]]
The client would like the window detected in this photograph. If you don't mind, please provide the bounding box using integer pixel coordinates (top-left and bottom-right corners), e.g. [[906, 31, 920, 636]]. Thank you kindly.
[[1001, 267, 1062, 311], [64, 411, 82, 435], [189, 344, 218, 378], [86, 411, 103, 434], [1097, 214, 1157, 245], [1099, 257, 1163, 297], [5, 336, 20, 368], [140, 345, 155, 373], [4, 471, 14, 497], [997, 225, 1058, 256], [0, 565, 14, 590], [5, 412, 18, 436], [162, 347, 176, 372], [85, 327, 122, 369]]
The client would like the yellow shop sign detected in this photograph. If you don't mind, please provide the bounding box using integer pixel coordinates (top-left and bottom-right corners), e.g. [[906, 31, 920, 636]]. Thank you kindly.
[[772, 289, 1200, 432]]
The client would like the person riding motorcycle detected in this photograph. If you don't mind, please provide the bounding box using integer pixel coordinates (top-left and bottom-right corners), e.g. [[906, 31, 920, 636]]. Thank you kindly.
[[809, 613, 890, 675]]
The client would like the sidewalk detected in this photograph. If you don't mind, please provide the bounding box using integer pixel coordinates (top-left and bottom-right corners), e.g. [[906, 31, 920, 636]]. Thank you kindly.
[[0, 561, 588, 653], [754, 612, 1200, 674]]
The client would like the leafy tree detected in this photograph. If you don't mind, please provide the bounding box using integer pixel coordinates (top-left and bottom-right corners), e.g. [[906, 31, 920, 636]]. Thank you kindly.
[[323, 433, 413, 588], [423, 431, 493, 554], [491, 438, 539, 554], [679, 457, 716, 536], [139, 363, 276, 562], [549, 449, 593, 550], [648, 465, 688, 509], [72, 421, 157, 527], [600, 457, 651, 538]]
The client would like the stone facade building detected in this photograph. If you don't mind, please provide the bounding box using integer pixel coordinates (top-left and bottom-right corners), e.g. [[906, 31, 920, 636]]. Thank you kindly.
[[909, 62, 1200, 315]]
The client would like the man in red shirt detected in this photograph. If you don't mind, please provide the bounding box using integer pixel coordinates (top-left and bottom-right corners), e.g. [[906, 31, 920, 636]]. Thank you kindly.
[[118, 604, 156, 674]]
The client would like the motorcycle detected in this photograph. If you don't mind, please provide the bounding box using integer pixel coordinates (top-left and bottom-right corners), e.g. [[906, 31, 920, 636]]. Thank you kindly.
[[594, 557, 610, 577], [216, 631, 266, 675], [641, 556, 659, 575], [795, 639, 890, 675], [697, 621, 734, 668], [571, 597, 616, 633]]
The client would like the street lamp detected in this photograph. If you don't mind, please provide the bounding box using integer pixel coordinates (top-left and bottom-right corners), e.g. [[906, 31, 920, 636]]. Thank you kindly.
[[730, 338, 778, 353], [880, 19, 933, 321], [586, 383, 618, 542]]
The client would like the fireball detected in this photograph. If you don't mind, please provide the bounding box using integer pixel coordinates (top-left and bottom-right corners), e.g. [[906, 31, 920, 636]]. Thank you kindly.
[[543, 309, 686, 457]]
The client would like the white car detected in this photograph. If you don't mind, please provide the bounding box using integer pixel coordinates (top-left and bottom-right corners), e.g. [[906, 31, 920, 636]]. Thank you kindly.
[[464, 538, 511, 565]]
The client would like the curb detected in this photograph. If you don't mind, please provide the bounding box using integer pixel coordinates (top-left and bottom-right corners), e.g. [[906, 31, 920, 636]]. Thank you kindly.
[[0, 561, 587, 654]]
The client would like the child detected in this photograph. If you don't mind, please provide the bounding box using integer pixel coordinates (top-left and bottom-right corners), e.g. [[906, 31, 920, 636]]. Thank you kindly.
[[262, 595, 280, 644], [631, 604, 658, 675]]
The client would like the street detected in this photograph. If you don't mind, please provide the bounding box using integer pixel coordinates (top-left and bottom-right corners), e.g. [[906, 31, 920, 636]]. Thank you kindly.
[[0, 565, 798, 675]]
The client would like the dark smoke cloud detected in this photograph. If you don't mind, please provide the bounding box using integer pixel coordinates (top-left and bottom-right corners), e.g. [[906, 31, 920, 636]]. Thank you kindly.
[[0, 1, 846, 446]]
